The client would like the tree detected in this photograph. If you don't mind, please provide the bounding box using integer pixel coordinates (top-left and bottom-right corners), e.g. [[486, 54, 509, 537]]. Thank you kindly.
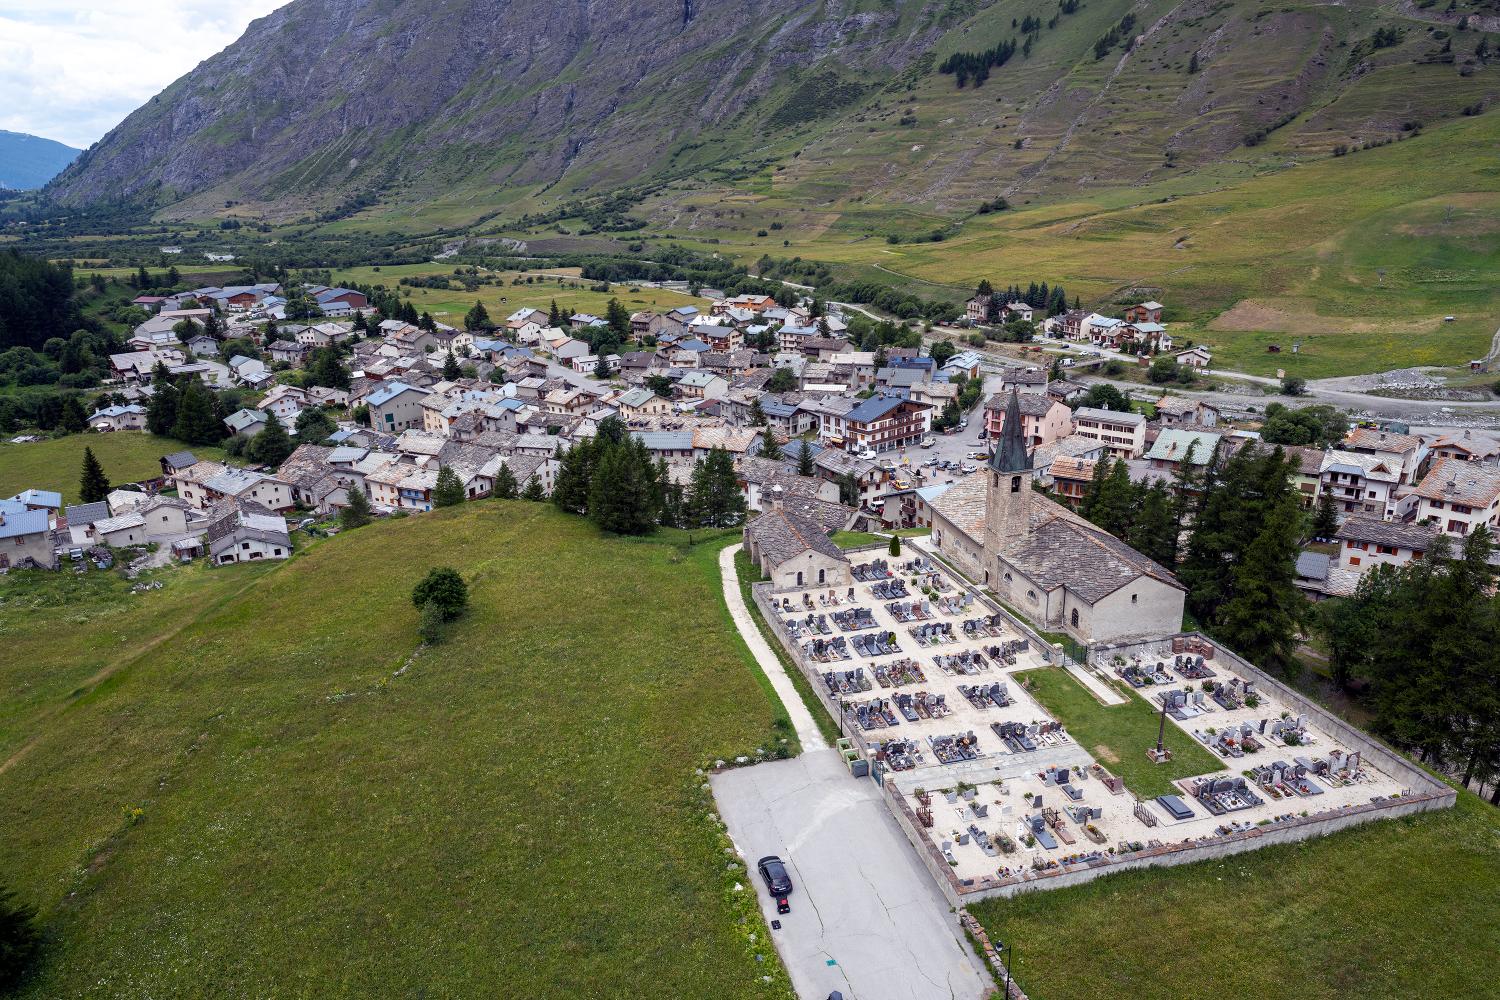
[[1129, 479, 1178, 567], [79, 446, 110, 502], [929, 340, 957, 366], [548, 300, 563, 327], [0, 884, 42, 991], [605, 298, 631, 340], [889, 534, 901, 557], [759, 432, 784, 461], [172, 381, 223, 446], [1280, 375, 1307, 397], [432, 466, 466, 507], [1311, 489, 1341, 540], [687, 447, 747, 527], [766, 367, 798, 393], [796, 438, 816, 477], [551, 441, 596, 515], [492, 463, 520, 499], [59, 394, 87, 433], [412, 566, 469, 620], [1147, 355, 1179, 384], [145, 364, 180, 435], [248, 411, 294, 466], [295, 406, 337, 442], [594, 355, 612, 381], [340, 487, 372, 530], [747, 398, 768, 426], [589, 437, 656, 535], [645, 374, 674, 398], [442, 350, 461, 381], [307, 348, 350, 390], [521, 476, 547, 501], [465, 300, 492, 331], [1188, 51, 1200, 73], [1078, 383, 1131, 412]]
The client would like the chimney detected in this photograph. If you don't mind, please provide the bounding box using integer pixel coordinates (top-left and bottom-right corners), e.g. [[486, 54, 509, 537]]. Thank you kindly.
[[770, 483, 784, 512]]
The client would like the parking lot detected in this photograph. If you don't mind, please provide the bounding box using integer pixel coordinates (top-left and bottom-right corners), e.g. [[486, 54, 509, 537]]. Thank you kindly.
[[712, 749, 992, 1000]]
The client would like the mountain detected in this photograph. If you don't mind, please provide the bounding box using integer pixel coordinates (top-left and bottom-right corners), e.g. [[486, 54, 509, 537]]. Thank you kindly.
[[0, 130, 80, 190], [44, 0, 1500, 227]]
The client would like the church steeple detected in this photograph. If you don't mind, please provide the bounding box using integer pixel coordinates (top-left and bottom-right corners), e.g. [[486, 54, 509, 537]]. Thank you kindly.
[[990, 389, 1031, 473]]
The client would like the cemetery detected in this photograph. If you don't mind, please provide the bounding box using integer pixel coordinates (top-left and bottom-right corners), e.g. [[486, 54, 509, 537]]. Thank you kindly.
[[751, 539, 1458, 905]]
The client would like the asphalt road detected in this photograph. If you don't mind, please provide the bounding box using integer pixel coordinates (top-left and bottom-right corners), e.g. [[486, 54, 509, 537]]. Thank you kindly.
[[712, 749, 992, 1000]]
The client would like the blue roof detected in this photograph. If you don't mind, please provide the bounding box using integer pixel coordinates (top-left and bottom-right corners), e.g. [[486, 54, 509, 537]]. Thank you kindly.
[[632, 431, 695, 450], [10, 489, 61, 508], [0, 508, 49, 539], [846, 395, 908, 424], [367, 381, 422, 407], [678, 338, 711, 352], [889, 357, 935, 370], [328, 429, 356, 442], [669, 306, 699, 318], [760, 400, 797, 418], [1296, 551, 1331, 581]]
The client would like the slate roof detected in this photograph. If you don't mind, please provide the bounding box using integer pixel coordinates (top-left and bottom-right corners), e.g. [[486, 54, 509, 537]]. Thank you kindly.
[[990, 390, 1031, 474], [985, 392, 1061, 417], [1344, 427, 1422, 455], [64, 501, 112, 527], [745, 509, 846, 566], [162, 451, 198, 472], [1413, 457, 1500, 506], [1144, 429, 1221, 465], [1336, 516, 1438, 551]]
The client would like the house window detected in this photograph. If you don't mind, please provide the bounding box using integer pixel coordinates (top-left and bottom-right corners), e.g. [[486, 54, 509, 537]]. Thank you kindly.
[[241, 542, 250, 549], [274, 548, 282, 556], [1349, 556, 1361, 566], [1070, 608, 1079, 627], [1131, 593, 1138, 604]]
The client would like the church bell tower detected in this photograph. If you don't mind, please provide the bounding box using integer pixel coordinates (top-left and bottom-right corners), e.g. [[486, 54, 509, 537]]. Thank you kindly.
[[983, 388, 1033, 566]]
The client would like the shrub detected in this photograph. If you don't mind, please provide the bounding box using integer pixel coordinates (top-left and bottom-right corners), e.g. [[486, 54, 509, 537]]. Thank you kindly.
[[418, 601, 447, 645], [0, 886, 42, 990], [412, 566, 469, 621]]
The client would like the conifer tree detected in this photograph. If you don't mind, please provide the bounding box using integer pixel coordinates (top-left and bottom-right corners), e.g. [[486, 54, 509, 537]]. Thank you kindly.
[[442, 350, 461, 381], [521, 476, 547, 501], [340, 487, 372, 530], [759, 433, 784, 461], [492, 463, 519, 499], [248, 411, 294, 466], [146, 364, 180, 435], [432, 466, 466, 507], [796, 438, 816, 477], [688, 448, 747, 528], [172, 381, 222, 446], [79, 446, 110, 502]]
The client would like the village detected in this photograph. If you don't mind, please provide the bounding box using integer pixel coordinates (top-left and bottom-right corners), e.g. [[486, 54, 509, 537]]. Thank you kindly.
[[0, 268, 1492, 1000]]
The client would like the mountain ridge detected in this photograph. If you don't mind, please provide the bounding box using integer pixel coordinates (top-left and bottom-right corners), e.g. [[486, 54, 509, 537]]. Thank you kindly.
[[0, 130, 81, 191]]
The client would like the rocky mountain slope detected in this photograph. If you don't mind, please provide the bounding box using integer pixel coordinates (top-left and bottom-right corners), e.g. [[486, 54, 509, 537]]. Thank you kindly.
[[46, 0, 1500, 226]]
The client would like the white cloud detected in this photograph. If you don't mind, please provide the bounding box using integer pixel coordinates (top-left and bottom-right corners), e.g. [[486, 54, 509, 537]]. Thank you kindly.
[[0, 0, 287, 148]]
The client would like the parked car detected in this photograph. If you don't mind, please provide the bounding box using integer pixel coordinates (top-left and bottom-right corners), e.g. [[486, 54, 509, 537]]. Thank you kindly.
[[960, 461, 977, 474], [857, 449, 877, 460], [758, 855, 793, 912], [920, 436, 935, 447]]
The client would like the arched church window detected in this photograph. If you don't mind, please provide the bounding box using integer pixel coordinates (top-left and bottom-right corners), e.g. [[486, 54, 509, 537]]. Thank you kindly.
[[1071, 608, 1079, 627]]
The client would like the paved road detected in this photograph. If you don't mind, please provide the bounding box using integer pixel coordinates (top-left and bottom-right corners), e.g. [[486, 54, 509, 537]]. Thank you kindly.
[[720, 544, 828, 752], [713, 750, 992, 1000]]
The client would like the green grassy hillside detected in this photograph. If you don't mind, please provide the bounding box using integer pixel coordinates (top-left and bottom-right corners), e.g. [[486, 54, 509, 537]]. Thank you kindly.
[[0, 432, 227, 505], [0, 504, 792, 998]]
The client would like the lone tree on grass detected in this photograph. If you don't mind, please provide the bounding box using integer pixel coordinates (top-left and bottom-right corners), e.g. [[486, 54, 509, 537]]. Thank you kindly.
[[412, 566, 469, 620], [432, 466, 466, 507], [889, 534, 902, 557], [79, 446, 110, 502], [340, 488, 372, 530], [0, 885, 41, 991]]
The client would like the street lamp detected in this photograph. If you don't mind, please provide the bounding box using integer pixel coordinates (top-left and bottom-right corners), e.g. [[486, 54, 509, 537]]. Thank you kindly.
[[995, 940, 1013, 997]]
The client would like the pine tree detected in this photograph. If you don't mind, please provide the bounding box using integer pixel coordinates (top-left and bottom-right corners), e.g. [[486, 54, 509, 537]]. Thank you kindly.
[[1089, 458, 1138, 538], [796, 438, 816, 477], [442, 350, 461, 381], [492, 463, 520, 499], [747, 398, 768, 426], [79, 446, 110, 502], [1312, 489, 1341, 540], [1129, 480, 1178, 567], [521, 476, 547, 501], [1217, 492, 1306, 669], [465, 300, 492, 331], [308, 348, 350, 390], [589, 438, 656, 535], [146, 364, 179, 435], [248, 411, 294, 466], [340, 487, 372, 530], [59, 395, 87, 433], [759, 433, 784, 461], [606, 298, 631, 340], [172, 381, 222, 446], [688, 447, 747, 528], [548, 300, 563, 326], [432, 466, 466, 507], [551, 441, 596, 515]]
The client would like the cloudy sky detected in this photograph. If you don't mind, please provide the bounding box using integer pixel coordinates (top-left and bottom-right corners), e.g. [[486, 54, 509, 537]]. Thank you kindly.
[[0, 1, 287, 149]]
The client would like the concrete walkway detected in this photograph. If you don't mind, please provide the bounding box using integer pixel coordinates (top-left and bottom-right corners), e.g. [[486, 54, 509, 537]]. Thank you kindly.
[[1063, 658, 1127, 705], [714, 750, 992, 1000], [720, 543, 828, 751]]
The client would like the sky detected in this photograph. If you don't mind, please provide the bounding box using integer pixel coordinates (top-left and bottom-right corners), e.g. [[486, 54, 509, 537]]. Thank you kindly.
[[0, 1, 287, 149]]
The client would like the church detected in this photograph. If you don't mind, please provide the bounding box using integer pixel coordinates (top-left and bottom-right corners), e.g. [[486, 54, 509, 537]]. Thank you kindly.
[[929, 391, 1185, 645]]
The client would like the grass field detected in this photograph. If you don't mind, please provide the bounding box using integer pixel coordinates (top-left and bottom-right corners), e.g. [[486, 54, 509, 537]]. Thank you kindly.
[[328, 263, 710, 330], [972, 792, 1500, 1000], [0, 432, 228, 506], [1019, 667, 1225, 799], [0, 503, 794, 998]]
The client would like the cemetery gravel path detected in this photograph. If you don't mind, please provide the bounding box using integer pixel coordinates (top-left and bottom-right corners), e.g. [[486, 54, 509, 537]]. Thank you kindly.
[[720, 544, 829, 751]]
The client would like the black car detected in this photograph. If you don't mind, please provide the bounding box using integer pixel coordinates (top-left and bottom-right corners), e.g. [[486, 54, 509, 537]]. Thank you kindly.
[[757, 855, 793, 912]]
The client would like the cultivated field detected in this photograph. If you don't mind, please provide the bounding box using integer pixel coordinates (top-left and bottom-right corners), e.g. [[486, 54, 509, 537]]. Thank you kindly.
[[329, 263, 710, 330], [0, 503, 793, 998], [0, 432, 227, 505]]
